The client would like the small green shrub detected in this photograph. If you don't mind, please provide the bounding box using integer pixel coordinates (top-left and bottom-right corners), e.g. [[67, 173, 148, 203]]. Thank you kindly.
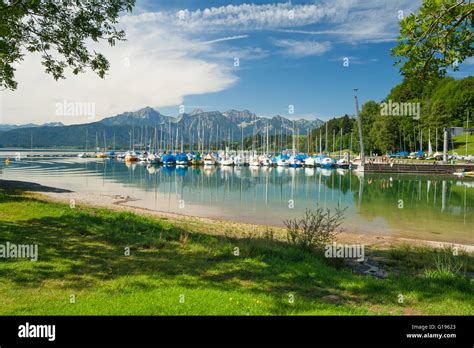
[[283, 205, 346, 251]]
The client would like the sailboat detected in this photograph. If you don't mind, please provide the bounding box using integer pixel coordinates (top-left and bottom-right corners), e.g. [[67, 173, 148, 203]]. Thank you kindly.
[[162, 152, 176, 166], [277, 157, 290, 167], [288, 155, 304, 168], [275, 153, 290, 167], [426, 129, 434, 159], [259, 123, 273, 166], [336, 157, 350, 169], [249, 153, 260, 167], [336, 152, 350, 169], [219, 146, 234, 166], [146, 126, 161, 164], [321, 157, 336, 169], [234, 154, 245, 166], [138, 152, 149, 162], [147, 153, 161, 165], [220, 156, 234, 166], [204, 153, 216, 166], [288, 122, 303, 168], [78, 129, 91, 158], [259, 154, 272, 167], [95, 131, 108, 158], [125, 151, 139, 162], [304, 156, 316, 167], [234, 125, 246, 166], [191, 153, 204, 166], [176, 152, 189, 166]]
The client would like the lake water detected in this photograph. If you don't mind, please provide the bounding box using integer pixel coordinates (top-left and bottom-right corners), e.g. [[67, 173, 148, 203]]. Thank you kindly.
[[0, 153, 472, 245]]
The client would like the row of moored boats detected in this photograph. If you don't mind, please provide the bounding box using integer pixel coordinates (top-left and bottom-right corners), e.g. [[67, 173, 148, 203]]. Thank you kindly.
[[79, 151, 353, 169]]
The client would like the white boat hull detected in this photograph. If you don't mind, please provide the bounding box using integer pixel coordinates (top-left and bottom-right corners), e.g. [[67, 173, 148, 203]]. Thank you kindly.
[[304, 158, 316, 167], [220, 159, 234, 166]]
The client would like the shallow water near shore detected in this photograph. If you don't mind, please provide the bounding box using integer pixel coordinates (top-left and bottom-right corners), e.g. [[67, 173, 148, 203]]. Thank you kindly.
[[1, 155, 473, 245]]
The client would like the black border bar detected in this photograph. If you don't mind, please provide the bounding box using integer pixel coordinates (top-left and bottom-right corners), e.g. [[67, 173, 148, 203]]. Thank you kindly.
[[0, 316, 472, 346]]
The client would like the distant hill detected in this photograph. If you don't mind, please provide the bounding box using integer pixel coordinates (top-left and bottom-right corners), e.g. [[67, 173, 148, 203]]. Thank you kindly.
[[0, 107, 324, 149], [0, 122, 64, 132]]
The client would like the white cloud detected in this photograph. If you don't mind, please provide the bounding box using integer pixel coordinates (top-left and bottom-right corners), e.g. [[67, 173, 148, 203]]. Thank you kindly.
[[277, 0, 421, 43], [204, 35, 249, 45], [463, 57, 474, 65], [1, 14, 239, 124], [122, 2, 351, 30], [122, 0, 420, 43], [278, 29, 398, 43], [273, 39, 332, 57], [329, 56, 379, 64]]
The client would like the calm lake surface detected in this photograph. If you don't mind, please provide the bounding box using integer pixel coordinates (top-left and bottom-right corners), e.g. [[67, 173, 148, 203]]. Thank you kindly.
[[1, 152, 472, 245]]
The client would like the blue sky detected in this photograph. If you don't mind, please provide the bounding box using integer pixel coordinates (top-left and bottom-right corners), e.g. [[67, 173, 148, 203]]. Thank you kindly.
[[3, 0, 473, 124], [146, 0, 420, 120]]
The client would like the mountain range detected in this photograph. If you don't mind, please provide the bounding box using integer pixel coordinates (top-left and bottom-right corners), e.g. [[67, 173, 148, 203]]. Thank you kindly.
[[0, 122, 64, 132], [0, 107, 324, 149]]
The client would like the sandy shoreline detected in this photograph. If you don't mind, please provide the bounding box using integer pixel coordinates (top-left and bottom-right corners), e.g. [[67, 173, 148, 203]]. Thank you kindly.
[[1, 179, 473, 252]]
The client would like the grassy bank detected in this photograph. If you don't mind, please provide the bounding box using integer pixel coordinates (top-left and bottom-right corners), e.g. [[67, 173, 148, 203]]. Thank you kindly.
[[453, 133, 474, 156], [0, 188, 472, 315]]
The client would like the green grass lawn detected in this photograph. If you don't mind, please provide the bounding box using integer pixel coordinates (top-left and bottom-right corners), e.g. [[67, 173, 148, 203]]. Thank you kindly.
[[453, 132, 474, 156], [0, 188, 472, 315]]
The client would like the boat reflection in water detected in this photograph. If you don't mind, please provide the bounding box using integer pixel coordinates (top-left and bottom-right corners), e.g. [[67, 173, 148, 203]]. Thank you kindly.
[[1, 157, 473, 245]]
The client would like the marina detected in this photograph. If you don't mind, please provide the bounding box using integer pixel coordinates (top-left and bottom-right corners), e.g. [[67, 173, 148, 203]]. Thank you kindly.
[[1, 152, 472, 245]]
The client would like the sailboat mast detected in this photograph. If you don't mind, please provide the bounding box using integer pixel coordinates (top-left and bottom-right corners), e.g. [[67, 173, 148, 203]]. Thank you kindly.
[[168, 119, 171, 152], [241, 124, 244, 153], [319, 128, 322, 154], [339, 128, 342, 160], [325, 122, 328, 155], [292, 121, 296, 156], [252, 126, 255, 153], [280, 125, 283, 153], [307, 129, 309, 154], [159, 125, 163, 153], [103, 131, 107, 152], [332, 128, 335, 154], [266, 123, 269, 154], [420, 129, 423, 152], [350, 132, 353, 163], [144, 126, 147, 152]]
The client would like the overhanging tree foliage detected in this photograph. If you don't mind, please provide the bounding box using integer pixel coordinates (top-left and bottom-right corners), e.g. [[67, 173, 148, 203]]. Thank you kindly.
[[0, 0, 135, 90], [392, 0, 473, 81]]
